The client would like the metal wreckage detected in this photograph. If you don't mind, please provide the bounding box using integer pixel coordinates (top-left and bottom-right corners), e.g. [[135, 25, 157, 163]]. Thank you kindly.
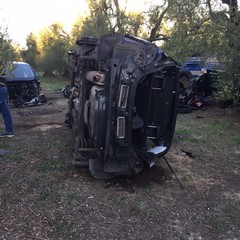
[[65, 33, 179, 179], [5, 61, 46, 108], [8, 81, 46, 108]]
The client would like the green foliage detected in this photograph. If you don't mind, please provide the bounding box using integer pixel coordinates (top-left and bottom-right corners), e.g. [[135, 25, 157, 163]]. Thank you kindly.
[[21, 32, 39, 68], [1, 0, 238, 104], [158, 0, 240, 105], [0, 61, 16, 80], [40, 39, 68, 74], [79, 12, 111, 38], [213, 7, 240, 105], [37, 23, 70, 74], [0, 26, 18, 62], [163, 0, 224, 61], [70, 16, 85, 46], [71, 0, 145, 41], [73, 0, 115, 38], [215, 76, 240, 105], [124, 12, 144, 36]]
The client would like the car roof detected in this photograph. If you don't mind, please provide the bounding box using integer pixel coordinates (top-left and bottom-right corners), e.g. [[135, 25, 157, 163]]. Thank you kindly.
[[12, 61, 30, 66]]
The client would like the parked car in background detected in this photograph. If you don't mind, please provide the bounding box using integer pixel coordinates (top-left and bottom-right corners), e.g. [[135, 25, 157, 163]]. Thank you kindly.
[[5, 61, 46, 107], [179, 57, 221, 88]]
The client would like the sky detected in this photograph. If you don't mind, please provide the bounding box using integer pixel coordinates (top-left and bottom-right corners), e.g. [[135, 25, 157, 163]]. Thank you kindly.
[[0, 0, 88, 47], [0, 0, 148, 48], [2, 0, 236, 48]]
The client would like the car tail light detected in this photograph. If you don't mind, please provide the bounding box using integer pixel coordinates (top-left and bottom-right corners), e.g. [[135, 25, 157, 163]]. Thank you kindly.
[[118, 85, 129, 108], [117, 117, 125, 138]]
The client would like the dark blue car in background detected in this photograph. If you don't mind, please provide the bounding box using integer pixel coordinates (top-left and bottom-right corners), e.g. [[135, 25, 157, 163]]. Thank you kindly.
[[5, 61, 41, 100], [4, 61, 46, 107], [179, 57, 221, 88]]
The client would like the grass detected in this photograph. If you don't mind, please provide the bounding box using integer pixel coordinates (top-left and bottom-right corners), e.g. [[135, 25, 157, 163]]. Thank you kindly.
[[1, 89, 240, 239], [40, 76, 69, 91], [9, 153, 25, 163], [65, 193, 86, 204], [207, 216, 226, 234], [231, 135, 240, 145], [37, 190, 60, 202], [18, 174, 41, 190], [52, 222, 79, 239], [174, 111, 240, 158], [224, 203, 240, 225], [108, 195, 123, 205]]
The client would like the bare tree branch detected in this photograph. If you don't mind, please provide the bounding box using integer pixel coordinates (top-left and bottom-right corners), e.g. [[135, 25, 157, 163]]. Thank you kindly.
[[149, 6, 169, 42], [206, 0, 213, 18]]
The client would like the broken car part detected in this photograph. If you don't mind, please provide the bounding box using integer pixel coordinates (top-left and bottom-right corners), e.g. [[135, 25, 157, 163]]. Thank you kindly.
[[5, 61, 46, 107]]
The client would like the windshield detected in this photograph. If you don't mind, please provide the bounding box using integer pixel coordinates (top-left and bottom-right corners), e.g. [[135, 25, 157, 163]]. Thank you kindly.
[[9, 64, 35, 78]]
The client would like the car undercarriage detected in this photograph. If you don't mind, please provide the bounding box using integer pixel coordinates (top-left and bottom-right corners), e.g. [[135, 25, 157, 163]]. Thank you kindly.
[[65, 33, 179, 179]]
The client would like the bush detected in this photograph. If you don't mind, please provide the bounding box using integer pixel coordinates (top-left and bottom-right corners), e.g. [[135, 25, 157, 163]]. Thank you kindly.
[[215, 76, 240, 106]]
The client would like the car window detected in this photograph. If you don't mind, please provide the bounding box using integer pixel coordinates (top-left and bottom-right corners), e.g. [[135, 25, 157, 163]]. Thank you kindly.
[[10, 64, 35, 78]]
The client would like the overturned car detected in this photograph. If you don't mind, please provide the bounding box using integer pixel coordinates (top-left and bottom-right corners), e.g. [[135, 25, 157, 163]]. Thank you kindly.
[[65, 34, 179, 178]]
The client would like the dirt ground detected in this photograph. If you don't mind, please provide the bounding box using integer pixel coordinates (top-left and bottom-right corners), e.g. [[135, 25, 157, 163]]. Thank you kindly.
[[0, 88, 240, 240]]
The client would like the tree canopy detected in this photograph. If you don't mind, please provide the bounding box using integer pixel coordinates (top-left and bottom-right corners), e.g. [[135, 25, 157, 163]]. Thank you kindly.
[[0, 25, 18, 62], [3, 0, 240, 104], [36, 23, 70, 75]]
